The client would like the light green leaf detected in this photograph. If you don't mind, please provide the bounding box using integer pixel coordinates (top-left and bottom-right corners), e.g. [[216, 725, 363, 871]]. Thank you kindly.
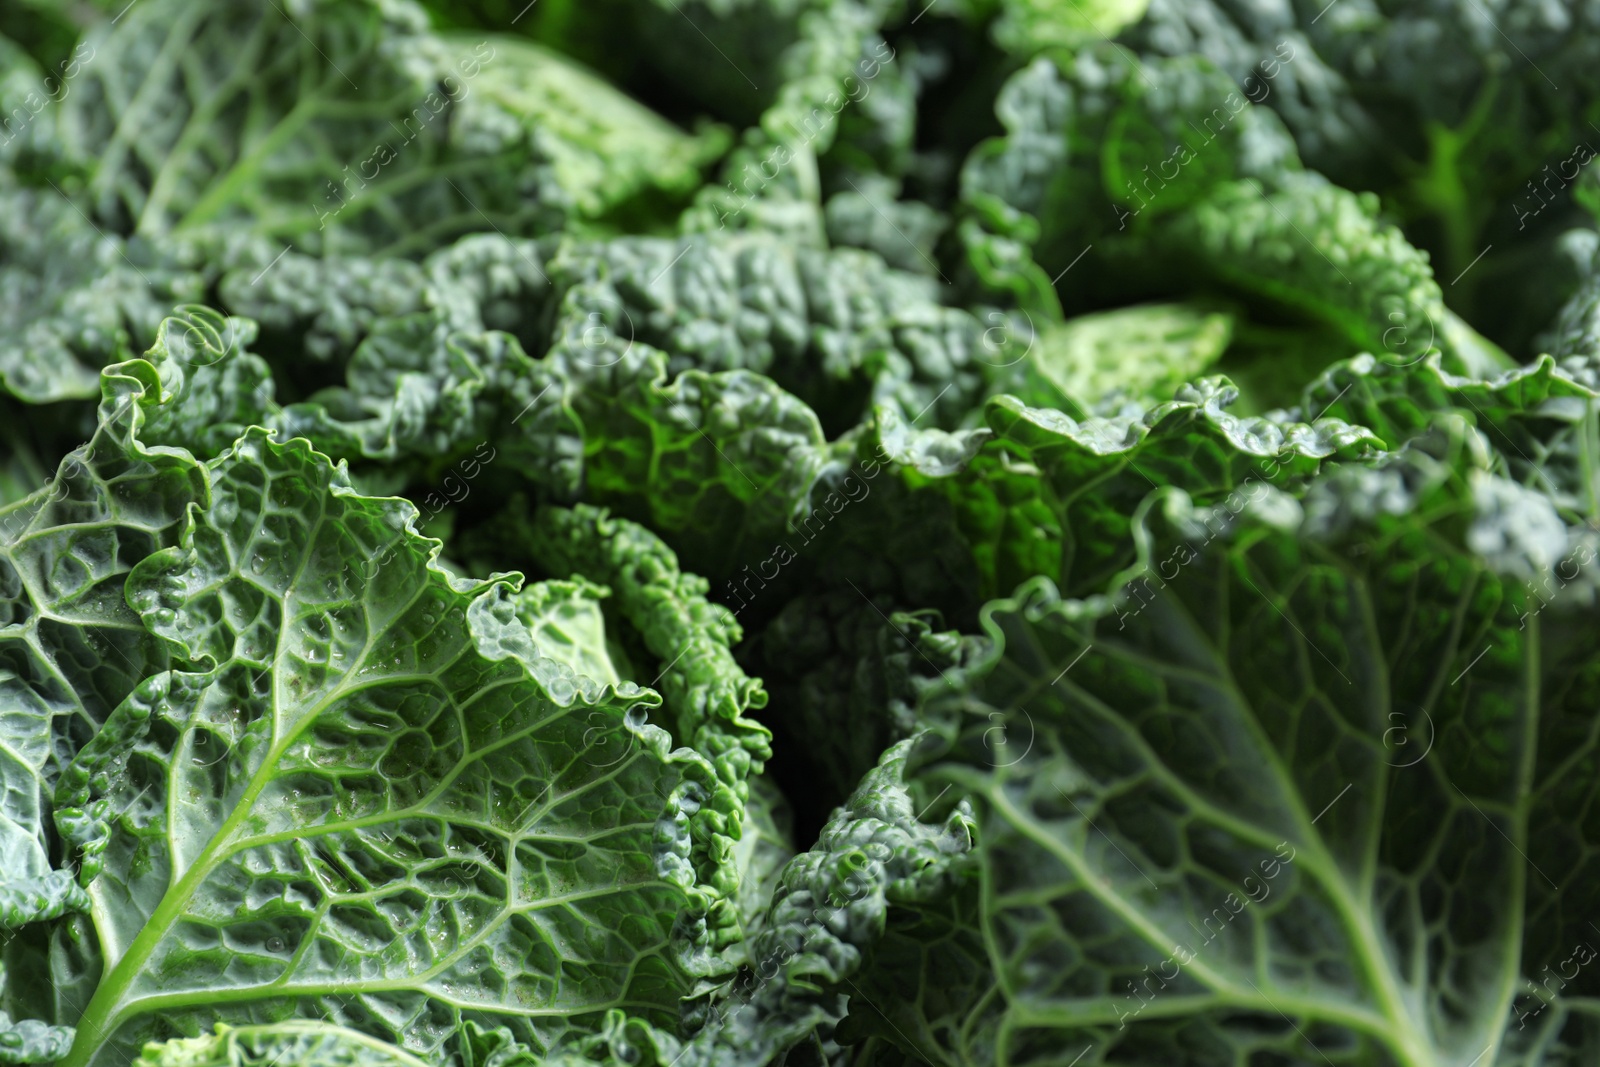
[[132, 1022, 432, 1067], [0, 351, 221, 1060], [1023, 302, 1235, 414], [510, 578, 622, 689], [498, 503, 777, 968], [458, 37, 730, 225], [50, 427, 725, 1067], [0, 358, 208, 917], [128, 308, 278, 458], [992, 0, 1152, 55]]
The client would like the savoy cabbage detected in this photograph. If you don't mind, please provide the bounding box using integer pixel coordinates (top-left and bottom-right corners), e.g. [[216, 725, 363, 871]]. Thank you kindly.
[[1, 1, 1598, 1066]]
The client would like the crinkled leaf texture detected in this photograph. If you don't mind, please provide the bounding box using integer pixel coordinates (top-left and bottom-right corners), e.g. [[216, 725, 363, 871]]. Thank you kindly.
[[48, 421, 734, 1067], [567, 738, 975, 1067], [132, 1021, 434, 1067], [46, 0, 722, 251], [906, 422, 1600, 1067], [510, 502, 774, 970], [523, 504, 771, 779], [1299, 350, 1600, 521], [117, 282, 845, 582], [954, 49, 1513, 402], [0, 354, 221, 941], [531, 234, 998, 434], [134, 1020, 608, 1067], [881, 377, 1380, 601], [73, 224, 1016, 584], [0, 0, 726, 404], [0, 351, 243, 1062], [0, 185, 205, 403], [1017, 302, 1235, 417], [675, 737, 972, 1067]]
